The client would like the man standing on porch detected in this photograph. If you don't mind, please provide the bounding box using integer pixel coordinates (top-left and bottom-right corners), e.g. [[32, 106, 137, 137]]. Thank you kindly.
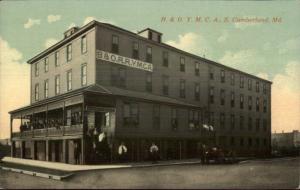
[[118, 142, 127, 162]]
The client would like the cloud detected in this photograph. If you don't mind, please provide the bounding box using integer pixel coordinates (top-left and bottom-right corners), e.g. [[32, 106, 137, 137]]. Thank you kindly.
[[166, 32, 210, 57], [256, 73, 269, 80], [218, 49, 255, 68], [0, 37, 30, 139], [83, 16, 96, 25], [217, 30, 228, 43], [24, 18, 41, 29], [68, 23, 76, 29], [272, 61, 300, 133], [263, 42, 272, 51], [278, 37, 300, 54], [44, 38, 58, 48], [47, 14, 61, 23]]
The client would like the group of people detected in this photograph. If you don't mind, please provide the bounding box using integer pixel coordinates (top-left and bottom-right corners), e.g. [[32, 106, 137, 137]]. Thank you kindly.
[[118, 142, 159, 164], [19, 119, 64, 132], [199, 144, 237, 164]]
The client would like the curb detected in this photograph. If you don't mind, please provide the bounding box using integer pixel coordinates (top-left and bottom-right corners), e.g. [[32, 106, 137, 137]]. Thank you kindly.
[[0, 166, 73, 180]]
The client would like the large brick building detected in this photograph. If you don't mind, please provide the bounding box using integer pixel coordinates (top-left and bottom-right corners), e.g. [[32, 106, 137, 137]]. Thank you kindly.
[[9, 20, 272, 164]]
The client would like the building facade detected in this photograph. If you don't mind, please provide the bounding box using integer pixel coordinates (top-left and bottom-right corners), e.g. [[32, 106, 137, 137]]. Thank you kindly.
[[272, 130, 300, 155], [9, 20, 272, 164]]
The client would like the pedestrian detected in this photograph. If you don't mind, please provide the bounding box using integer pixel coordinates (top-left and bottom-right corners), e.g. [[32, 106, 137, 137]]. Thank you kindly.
[[200, 144, 207, 165], [118, 142, 127, 162], [149, 142, 159, 164]]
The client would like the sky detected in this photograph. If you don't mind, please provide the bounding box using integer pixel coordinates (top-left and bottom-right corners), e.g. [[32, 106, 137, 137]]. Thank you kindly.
[[0, 0, 299, 139]]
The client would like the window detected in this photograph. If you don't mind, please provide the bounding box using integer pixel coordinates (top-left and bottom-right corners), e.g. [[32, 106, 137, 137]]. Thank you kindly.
[[263, 99, 267, 113], [66, 44, 72, 61], [146, 73, 152, 92], [149, 31, 153, 40], [132, 42, 139, 59], [112, 35, 119, 53], [230, 137, 235, 146], [44, 57, 49, 72], [263, 119, 267, 132], [111, 66, 126, 88], [162, 51, 168, 67], [230, 114, 235, 130], [189, 110, 200, 130], [195, 62, 200, 76], [146, 46, 152, 63], [81, 35, 87, 54], [44, 80, 49, 98], [248, 138, 252, 147], [240, 116, 244, 130], [240, 76, 244, 88], [209, 87, 214, 104], [180, 57, 185, 72], [195, 83, 200, 101], [256, 118, 260, 132], [210, 72, 214, 80], [55, 75, 60, 95], [35, 62, 39, 76], [158, 35, 161, 43], [55, 51, 59, 67], [162, 75, 169, 96], [230, 91, 235, 107], [256, 138, 260, 147], [123, 102, 139, 127], [248, 79, 252, 90], [171, 108, 178, 130], [35, 83, 39, 101], [81, 64, 87, 86], [220, 113, 225, 130], [240, 94, 244, 109], [248, 117, 252, 131], [220, 89, 225, 106], [248, 96, 252, 110], [67, 70, 72, 91], [180, 79, 185, 98], [263, 83, 267, 94], [153, 105, 160, 130], [256, 97, 260, 112], [263, 138, 267, 146], [230, 73, 235, 85], [240, 138, 244, 147], [119, 68, 126, 87], [256, 81, 260, 92], [221, 70, 225, 83]]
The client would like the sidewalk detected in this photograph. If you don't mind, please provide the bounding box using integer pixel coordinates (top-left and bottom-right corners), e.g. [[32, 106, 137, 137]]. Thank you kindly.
[[1, 157, 203, 172]]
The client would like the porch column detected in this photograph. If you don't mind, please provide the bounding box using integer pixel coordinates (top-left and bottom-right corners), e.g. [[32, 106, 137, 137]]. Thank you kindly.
[[62, 102, 65, 126], [10, 116, 14, 157], [81, 138, 85, 164], [62, 139, 67, 163], [46, 140, 49, 161], [179, 141, 182, 160], [31, 140, 35, 160], [20, 141, 24, 158]]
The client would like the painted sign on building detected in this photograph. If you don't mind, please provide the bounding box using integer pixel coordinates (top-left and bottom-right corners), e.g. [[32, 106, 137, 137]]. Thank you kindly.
[[96, 50, 153, 72]]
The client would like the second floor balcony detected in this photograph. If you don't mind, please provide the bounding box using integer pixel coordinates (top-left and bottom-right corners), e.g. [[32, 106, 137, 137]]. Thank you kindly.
[[12, 124, 83, 139]]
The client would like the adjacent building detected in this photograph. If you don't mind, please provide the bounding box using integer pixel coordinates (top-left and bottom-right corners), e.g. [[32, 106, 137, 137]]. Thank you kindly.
[[9, 20, 272, 164], [272, 130, 300, 155]]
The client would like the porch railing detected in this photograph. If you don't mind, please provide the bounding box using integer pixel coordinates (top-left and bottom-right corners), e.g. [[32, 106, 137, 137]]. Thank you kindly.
[[12, 124, 83, 138]]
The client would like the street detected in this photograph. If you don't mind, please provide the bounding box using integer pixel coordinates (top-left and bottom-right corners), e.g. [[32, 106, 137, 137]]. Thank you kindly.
[[0, 157, 299, 189]]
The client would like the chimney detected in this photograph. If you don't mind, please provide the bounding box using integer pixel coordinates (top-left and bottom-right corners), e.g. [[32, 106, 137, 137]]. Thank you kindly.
[[138, 28, 162, 43], [64, 26, 80, 39]]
